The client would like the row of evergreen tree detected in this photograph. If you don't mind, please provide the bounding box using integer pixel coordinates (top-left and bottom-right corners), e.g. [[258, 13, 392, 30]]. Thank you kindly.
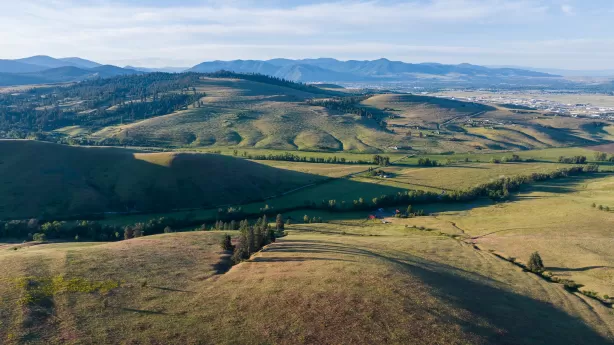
[[235, 151, 370, 164], [203, 70, 330, 95], [558, 156, 587, 164]]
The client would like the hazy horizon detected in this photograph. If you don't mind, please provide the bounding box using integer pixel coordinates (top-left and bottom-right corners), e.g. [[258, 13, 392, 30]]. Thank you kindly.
[[1, 0, 613, 70]]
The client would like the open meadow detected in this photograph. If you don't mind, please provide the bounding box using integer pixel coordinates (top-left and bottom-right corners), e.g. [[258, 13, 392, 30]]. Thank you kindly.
[[1, 223, 613, 344]]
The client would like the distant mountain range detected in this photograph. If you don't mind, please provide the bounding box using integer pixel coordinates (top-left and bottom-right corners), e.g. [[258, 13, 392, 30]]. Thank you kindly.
[[488, 65, 614, 78], [188, 58, 560, 82], [0, 56, 140, 86], [0, 55, 570, 87]]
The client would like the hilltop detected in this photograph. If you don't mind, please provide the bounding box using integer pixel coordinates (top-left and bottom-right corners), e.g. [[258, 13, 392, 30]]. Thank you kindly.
[[0, 223, 611, 344], [0, 140, 322, 219]]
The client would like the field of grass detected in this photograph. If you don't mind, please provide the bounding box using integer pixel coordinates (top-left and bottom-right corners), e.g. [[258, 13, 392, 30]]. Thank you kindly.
[[369, 162, 572, 191], [386, 174, 614, 301], [0, 140, 323, 219], [1, 224, 613, 344]]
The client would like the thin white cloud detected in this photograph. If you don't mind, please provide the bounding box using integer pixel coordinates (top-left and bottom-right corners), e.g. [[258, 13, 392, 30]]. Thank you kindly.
[[0, 0, 611, 69], [561, 4, 574, 15]]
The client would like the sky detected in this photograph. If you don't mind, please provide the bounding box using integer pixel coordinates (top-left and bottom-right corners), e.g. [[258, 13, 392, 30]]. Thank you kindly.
[[1, 0, 613, 69]]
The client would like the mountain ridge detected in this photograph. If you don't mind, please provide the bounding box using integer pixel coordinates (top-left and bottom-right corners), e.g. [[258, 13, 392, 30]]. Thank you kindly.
[[188, 57, 559, 82]]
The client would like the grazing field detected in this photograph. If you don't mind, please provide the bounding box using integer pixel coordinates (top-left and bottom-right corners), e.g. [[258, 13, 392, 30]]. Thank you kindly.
[[1, 225, 612, 344], [0, 140, 322, 219], [366, 162, 572, 191], [392, 174, 614, 301]]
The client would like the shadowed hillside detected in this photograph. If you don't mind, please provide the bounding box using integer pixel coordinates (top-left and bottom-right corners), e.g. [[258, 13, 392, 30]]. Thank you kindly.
[[0, 140, 324, 219]]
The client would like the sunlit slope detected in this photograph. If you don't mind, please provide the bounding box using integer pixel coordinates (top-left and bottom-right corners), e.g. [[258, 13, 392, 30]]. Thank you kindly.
[[0, 227, 611, 344], [93, 77, 400, 152]]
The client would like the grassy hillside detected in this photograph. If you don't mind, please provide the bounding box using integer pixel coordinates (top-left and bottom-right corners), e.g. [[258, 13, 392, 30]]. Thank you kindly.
[[5, 71, 611, 154], [431, 174, 614, 299], [359, 94, 611, 153], [0, 140, 323, 219], [0, 226, 611, 344], [92, 77, 401, 152]]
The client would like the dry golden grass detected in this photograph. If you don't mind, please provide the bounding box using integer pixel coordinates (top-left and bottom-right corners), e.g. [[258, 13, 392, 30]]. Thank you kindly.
[[409, 174, 614, 299], [1, 225, 613, 344]]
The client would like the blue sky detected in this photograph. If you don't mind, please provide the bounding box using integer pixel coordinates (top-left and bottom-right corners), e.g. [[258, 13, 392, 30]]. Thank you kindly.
[[1, 0, 613, 69]]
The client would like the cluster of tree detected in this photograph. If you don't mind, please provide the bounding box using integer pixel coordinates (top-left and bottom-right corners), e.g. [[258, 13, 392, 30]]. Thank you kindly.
[[109, 93, 204, 124], [303, 215, 324, 223], [593, 151, 614, 162], [592, 203, 612, 212], [365, 169, 390, 178], [558, 156, 587, 164], [236, 151, 370, 164], [490, 154, 525, 164], [372, 155, 391, 166], [0, 219, 126, 241], [204, 70, 330, 95], [395, 205, 425, 218], [306, 96, 388, 129], [0, 73, 204, 132], [417, 158, 439, 167], [0, 216, 197, 241], [230, 215, 286, 264], [211, 220, 241, 231]]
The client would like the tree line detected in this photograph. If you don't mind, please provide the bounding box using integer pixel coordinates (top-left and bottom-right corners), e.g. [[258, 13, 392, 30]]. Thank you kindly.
[[203, 70, 331, 95], [558, 156, 587, 164], [235, 151, 371, 165], [0, 165, 600, 241]]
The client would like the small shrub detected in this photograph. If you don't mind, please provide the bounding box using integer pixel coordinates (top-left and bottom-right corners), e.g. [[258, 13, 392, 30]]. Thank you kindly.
[[163, 226, 173, 233], [220, 234, 234, 251], [527, 252, 544, 273], [32, 233, 46, 242]]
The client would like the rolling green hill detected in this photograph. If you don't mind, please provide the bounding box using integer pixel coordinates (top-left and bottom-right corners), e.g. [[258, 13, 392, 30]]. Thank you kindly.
[[0, 140, 323, 219], [91, 76, 401, 152], [3, 71, 613, 154]]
